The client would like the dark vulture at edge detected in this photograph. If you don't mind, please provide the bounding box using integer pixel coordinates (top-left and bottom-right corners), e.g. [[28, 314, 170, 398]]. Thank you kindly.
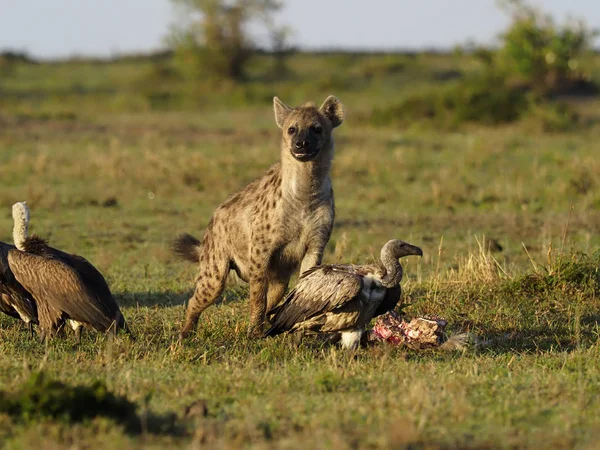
[[9, 202, 130, 342], [0, 241, 38, 336]]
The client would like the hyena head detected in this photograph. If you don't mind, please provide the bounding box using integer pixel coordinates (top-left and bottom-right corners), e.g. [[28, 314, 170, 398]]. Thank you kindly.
[[273, 96, 344, 163]]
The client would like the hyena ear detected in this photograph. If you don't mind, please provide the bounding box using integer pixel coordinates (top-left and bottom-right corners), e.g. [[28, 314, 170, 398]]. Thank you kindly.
[[319, 96, 344, 128], [273, 97, 292, 129]]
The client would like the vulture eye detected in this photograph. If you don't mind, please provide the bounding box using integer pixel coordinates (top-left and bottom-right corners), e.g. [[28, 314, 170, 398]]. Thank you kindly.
[[312, 125, 322, 134], [287, 126, 296, 135]]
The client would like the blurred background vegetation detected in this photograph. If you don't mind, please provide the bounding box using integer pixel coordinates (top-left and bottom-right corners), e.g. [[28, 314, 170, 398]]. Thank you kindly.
[[2, 2, 600, 448], [1, 0, 598, 132]]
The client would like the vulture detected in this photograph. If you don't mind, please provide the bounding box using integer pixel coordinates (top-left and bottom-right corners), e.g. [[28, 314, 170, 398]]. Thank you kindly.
[[8, 202, 129, 342], [265, 239, 423, 349], [0, 241, 38, 336]]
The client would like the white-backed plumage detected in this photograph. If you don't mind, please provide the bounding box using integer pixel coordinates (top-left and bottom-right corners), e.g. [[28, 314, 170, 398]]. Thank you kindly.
[[266, 240, 423, 349], [8, 202, 129, 342]]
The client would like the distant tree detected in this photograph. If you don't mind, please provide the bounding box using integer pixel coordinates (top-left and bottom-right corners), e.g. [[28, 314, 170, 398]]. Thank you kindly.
[[169, 0, 287, 80], [269, 27, 294, 77]]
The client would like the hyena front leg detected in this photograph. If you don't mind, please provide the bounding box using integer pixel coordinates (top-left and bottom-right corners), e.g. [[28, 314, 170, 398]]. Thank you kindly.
[[248, 274, 268, 336], [266, 276, 290, 315], [299, 234, 330, 275], [248, 243, 275, 335]]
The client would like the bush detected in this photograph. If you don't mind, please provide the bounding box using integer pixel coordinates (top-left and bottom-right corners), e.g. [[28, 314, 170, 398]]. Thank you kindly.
[[443, 73, 529, 124], [358, 56, 406, 79], [525, 101, 580, 132], [136, 63, 183, 110], [497, 0, 598, 96], [369, 73, 530, 128], [369, 1, 596, 129], [504, 251, 600, 298]]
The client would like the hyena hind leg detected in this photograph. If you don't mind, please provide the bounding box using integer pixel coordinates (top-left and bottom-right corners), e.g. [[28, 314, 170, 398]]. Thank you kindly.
[[180, 252, 230, 340]]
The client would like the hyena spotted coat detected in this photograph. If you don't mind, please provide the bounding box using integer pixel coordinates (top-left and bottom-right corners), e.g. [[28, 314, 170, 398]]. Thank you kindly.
[[173, 96, 344, 338]]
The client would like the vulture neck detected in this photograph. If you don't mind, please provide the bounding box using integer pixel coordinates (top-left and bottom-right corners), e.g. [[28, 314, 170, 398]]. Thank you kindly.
[[379, 247, 403, 288], [13, 217, 28, 251]]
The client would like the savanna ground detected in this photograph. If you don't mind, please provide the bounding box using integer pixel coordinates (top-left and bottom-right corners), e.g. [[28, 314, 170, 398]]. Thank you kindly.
[[0, 51, 600, 449]]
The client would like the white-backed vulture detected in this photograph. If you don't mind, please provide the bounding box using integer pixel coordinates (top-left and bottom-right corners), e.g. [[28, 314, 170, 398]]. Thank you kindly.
[[0, 241, 38, 336], [9, 202, 129, 342], [265, 239, 423, 349]]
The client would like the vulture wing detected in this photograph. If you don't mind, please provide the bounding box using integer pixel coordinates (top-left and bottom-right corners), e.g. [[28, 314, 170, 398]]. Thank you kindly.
[[0, 242, 18, 289], [46, 245, 114, 300], [0, 293, 20, 319], [8, 250, 114, 331], [21, 236, 122, 324], [53, 251, 118, 314], [0, 242, 37, 322], [265, 264, 364, 336]]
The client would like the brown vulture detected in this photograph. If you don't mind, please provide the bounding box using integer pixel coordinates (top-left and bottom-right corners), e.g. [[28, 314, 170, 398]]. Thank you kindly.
[[266, 239, 422, 349], [9, 202, 129, 342]]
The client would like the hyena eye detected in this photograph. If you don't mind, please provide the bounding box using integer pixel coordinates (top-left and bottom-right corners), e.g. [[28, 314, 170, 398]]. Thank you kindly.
[[287, 126, 296, 135], [312, 125, 322, 134]]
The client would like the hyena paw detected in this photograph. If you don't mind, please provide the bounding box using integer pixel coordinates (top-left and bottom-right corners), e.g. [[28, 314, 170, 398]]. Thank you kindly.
[[247, 322, 266, 339]]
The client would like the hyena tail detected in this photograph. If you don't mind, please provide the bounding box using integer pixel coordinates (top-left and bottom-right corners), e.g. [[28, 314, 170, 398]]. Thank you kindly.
[[171, 233, 202, 263]]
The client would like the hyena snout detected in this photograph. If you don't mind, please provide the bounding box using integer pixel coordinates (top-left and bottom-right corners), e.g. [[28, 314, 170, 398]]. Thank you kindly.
[[291, 132, 321, 161]]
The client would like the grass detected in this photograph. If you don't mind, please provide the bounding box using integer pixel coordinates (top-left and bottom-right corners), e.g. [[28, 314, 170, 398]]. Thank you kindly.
[[0, 50, 600, 448]]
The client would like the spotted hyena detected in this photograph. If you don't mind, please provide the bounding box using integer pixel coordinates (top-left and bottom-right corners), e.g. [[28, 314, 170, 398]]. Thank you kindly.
[[173, 96, 344, 338]]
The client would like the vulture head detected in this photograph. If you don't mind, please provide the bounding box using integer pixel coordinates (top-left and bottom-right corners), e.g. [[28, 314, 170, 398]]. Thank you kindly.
[[382, 240, 423, 260], [380, 239, 423, 288]]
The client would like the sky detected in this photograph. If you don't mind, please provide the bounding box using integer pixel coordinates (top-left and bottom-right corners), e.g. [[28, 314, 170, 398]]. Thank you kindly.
[[1, 0, 599, 59]]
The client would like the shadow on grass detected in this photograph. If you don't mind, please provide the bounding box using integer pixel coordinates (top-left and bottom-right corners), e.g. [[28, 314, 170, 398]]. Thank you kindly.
[[483, 330, 579, 354], [581, 313, 600, 328], [0, 371, 188, 437], [441, 320, 591, 355]]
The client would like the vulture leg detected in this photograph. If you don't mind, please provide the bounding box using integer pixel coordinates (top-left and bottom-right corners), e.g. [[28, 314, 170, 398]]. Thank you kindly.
[[121, 321, 135, 341], [27, 322, 34, 339], [55, 322, 66, 338], [38, 329, 47, 344], [291, 330, 305, 347], [67, 320, 84, 343], [324, 332, 341, 345], [340, 329, 363, 350], [110, 319, 119, 337]]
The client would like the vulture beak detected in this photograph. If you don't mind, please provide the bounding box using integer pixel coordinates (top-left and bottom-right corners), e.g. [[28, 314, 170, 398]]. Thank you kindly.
[[404, 243, 423, 258]]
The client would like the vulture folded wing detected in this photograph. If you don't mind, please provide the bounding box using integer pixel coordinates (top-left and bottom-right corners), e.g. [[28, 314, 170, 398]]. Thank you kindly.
[[56, 252, 118, 315], [0, 289, 37, 323], [0, 245, 17, 318], [8, 250, 114, 331], [0, 243, 16, 286], [0, 293, 20, 319], [22, 237, 120, 322], [266, 265, 364, 336], [46, 245, 113, 297], [0, 242, 37, 322]]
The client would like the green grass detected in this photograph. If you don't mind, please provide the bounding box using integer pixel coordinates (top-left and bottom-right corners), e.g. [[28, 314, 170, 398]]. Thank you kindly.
[[0, 51, 600, 448]]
